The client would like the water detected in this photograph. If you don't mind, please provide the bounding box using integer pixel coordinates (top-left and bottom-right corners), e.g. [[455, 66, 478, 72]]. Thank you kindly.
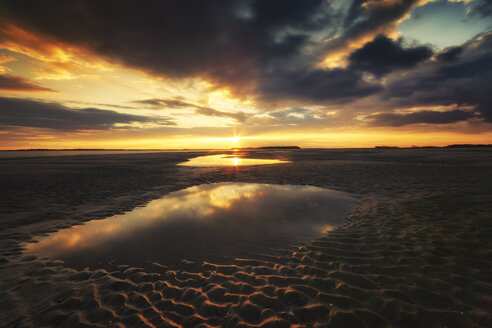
[[24, 183, 356, 269], [178, 154, 290, 166]]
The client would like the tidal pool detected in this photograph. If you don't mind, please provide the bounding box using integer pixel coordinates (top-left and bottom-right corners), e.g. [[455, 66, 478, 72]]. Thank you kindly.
[[178, 154, 290, 166], [25, 183, 356, 269]]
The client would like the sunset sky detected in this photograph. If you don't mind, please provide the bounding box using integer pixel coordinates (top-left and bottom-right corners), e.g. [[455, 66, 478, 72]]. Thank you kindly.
[[1, 0, 491, 149]]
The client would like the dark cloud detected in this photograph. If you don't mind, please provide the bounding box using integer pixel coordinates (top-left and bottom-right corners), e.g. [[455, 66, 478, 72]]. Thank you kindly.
[[435, 45, 464, 63], [383, 31, 492, 122], [195, 107, 249, 123], [0, 0, 418, 104], [131, 98, 249, 122], [130, 98, 192, 110], [0, 0, 328, 90], [335, 0, 423, 49], [348, 35, 433, 77], [0, 97, 173, 130], [1, 0, 488, 120], [469, 0, 492, 17], [368, 109, 475, 126], [258, 68, 382, 103], [0, 74, 56, 92]]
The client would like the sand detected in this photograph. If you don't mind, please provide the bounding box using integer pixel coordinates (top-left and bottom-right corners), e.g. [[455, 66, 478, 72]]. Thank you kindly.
[[0, 148, 491, 327]]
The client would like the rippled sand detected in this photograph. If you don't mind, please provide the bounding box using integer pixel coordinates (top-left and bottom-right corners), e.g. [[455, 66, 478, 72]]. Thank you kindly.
[[1, 149, 491, 327]]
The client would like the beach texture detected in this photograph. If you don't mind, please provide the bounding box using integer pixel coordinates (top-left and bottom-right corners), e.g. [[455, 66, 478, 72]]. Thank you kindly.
[[1, 149, 491, 327]]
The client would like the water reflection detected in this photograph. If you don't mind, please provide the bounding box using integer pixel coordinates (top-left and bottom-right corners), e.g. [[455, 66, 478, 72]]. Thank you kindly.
[[25, 183, 356, 269], [178, 154, 289, 166]]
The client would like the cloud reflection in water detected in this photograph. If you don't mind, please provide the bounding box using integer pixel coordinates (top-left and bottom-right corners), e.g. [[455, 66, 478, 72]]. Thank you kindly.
[[25, 183, 356, 269]]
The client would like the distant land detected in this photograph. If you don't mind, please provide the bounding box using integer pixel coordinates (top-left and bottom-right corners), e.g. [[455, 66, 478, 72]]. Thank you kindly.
[[3, 148, 164, 151], [231, 146, 301, 150], [375, 144, 492, 149]]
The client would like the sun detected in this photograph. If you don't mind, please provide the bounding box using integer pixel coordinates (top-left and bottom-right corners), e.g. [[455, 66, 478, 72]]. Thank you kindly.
[[232, 136, 240, 143]]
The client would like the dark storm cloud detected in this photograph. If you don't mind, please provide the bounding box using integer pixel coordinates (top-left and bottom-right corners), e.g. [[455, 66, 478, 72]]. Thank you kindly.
[[335, 0, 423, 48], [1, 0, 489, 118], [348, 35, 433, 77], [0, 0, 418, 104], [368, 109, 475, 126], [0, 74, 56, 92], [383, 31, 492, 122], [0, 0, 329, 88], [0, 97, 174, 130], [435, 46, 463, 63]]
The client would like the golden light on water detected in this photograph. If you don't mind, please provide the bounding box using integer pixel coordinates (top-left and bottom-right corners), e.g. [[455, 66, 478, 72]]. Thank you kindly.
[[178, 154, 290, 167], [23, 183, 356, 266]]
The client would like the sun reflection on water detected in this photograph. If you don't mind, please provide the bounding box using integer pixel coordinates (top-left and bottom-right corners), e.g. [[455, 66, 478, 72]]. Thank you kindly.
[[178, 154, 289, 167]]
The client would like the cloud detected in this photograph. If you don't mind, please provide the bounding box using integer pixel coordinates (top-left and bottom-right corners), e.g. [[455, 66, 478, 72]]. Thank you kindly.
[[435, 45, 464, 62], [0, 0, 489, 125], [131, 97, 250, 123], [0, 1, 327, 89], [257, 68, 382, 103], [0, 97, 174, 130], [382, 31, 492, 122], [266, 107, 326, 125], [194, 107, 250, 123], [368, 109, 475, 126], [469, 0, 492, 17], [0, 74, 56, 92], [130, 98, 195, 110], [342, 0, 423, 37], [320, 0, 428, 65], [0, 0, 419, 104], [348, 34, 433, 77]]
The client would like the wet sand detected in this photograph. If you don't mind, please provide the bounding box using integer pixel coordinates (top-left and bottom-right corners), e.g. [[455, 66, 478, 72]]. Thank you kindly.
[[1, 148, 491, 327]]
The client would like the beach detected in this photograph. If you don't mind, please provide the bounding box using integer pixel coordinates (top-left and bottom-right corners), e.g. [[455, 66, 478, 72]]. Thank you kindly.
[[1, 148, 491, 327]]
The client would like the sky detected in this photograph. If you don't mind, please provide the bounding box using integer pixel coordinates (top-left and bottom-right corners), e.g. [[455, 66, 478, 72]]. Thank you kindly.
[[0, 0, 491, 149]]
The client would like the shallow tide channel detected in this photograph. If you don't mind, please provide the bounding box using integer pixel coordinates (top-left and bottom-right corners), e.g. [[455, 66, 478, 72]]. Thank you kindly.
[[24, 183, 357, 270]]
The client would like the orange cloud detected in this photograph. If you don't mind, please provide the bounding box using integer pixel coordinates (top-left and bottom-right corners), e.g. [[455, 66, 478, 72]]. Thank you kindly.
[[0, 53, 15, 73], [0, 23, 72, 62], [0, 23, 113, 78], [0, 74, 56, 92]]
